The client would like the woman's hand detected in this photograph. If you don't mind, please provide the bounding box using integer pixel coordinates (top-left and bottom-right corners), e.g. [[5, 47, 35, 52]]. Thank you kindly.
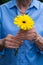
[[0, 30, 25, 49], [24, 28, 37, 41], [3, 34, 20, 48], [22, 28, 43, 50]]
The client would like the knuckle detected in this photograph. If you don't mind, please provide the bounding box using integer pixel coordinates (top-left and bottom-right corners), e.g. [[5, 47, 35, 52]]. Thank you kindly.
[[5, 38, 7, 41], [7, 34, 11, 36], [5, 41, 8, 44], [7, 34, 13, 38]]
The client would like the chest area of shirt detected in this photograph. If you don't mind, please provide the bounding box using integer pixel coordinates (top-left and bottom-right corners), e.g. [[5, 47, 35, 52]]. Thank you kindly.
[[2, 8, 43, 37]]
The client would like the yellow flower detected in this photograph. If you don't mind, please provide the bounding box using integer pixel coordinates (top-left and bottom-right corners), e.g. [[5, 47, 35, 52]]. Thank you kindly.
[[13, 14, 34, 30]]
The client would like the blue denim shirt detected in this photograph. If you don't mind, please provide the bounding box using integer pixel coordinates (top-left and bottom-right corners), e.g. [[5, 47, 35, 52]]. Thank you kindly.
[[0, 0, 43, 65]]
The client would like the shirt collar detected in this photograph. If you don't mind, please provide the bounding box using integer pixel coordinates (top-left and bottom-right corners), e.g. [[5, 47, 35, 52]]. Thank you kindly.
[[7, 0, 40, 9], [29, 0, 40, 9], [6, 0, 17, 8]]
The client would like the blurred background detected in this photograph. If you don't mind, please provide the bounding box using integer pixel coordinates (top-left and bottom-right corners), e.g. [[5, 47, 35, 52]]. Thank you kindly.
[[0, 0, 43, 5]]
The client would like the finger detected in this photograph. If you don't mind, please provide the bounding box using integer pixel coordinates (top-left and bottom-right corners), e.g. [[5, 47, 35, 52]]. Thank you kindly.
[[26, 32, 36, 37], [27, 33, 36, 38], [5, 38, 23, 46], [26, 35, 35, 39], [8, 39, 23, 45], [5, 40, 20, 46], [26, 35, 36, 40], [16, 33, 25, 40], [5, 38, 16, 43], [16, 33, 25, 38], [7, 34, 15, 39], [16, 30, 25, 37], [6, 45, 19, 49], [16, 37, 25, 40], [18, 29, 25, 33], [27, 28, 36, 33]]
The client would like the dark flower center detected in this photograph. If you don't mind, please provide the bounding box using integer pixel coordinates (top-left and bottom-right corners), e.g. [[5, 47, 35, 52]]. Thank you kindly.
[[23, 21, 26, 23]]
